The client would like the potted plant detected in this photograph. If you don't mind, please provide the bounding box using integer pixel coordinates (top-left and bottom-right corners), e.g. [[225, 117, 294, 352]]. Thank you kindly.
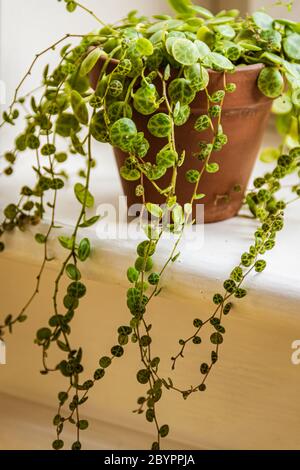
[[0, 0, 299, 450]]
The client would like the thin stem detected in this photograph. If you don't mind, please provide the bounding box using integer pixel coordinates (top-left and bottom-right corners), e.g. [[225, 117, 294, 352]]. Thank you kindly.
[[75, 1, 107, 27]]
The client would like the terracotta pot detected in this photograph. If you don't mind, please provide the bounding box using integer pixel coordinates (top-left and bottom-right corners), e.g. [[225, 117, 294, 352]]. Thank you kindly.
[[90, 59, 272, 223]]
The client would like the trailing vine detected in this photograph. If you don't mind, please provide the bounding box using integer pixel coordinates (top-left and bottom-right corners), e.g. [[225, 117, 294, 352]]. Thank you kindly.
[[1, 0, 300, 450]]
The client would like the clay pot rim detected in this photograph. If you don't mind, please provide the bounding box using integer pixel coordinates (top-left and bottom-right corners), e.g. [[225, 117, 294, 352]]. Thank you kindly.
[[98, 54, 265, 75]]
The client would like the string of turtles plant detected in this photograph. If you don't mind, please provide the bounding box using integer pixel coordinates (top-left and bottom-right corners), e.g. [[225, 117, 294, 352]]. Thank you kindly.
[[0, 0, 300, 450]]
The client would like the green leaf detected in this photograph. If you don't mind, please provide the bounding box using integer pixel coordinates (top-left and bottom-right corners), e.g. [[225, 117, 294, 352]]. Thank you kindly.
[[56, 113, 79, 138], [238, 41, 262, 52], [35, 233, 46, 244], [146, 203, 163, 219], [292, 88, 300, 107], [159, 424, 170, 438], [272, 94, 292, 115], [214, 24, 235, 40], [66, 264, 81, 281], [260, 52, 285, 66], [168, 78, 195, 105], [108, 101, 132, 122], [252, 11, 273, 30], [110, 118, 137, 151], [71, 90, 89, 125], [137, 369, 150, 384], [67, 281, 87, 299], [146, 165, 167, 181], [258, 67, 284, 98], [156, 147, 177, 168], [71, 131, 86, 156], [259, 147, 280, 163], [194, 193, 205, 200], [210, 332, 223, 345], [283, 33, 300, 60], [172, 252, 181, 263], [206, 163, 219, 173], [147, 113, 172, 138], [74, 183, 94, 208], [186, 169, 200, 183], [99, 356, 112, 368], [58, 236, 74, 250], [80, 48, 102, 77], [79, 215, 101, 228], [209, 52, 234, 71], [172, 204, 184, 226], [135, 38, 154, 56], [55, 152, 68, 163], [57, 340, 69, 352], [191, 5, 214, 19], [164, 64, 171, 81], [166, 35, 183, 55], [52, 440, 64, 450], [168, 0, 193, 14], [77, 420, 89, 430], [207, 16, 235, 25], [173, 104, 190, 126], [194, 40, 211, 60], [18, 315, 27, 323], [133, 85, 159, 116], [184, 63, 209, 91], [120, 166, 141, 181], [78, 238, 91, 262], [147, 19, 184, 34], [172, 38, 199, 66], [194, 114, 211, 132], [127, 267, 139, 283], [37, 327, 51, 341]]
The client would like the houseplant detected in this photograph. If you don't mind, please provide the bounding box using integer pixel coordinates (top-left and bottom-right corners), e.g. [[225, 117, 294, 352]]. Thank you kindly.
[[0, 0, 299, 450]]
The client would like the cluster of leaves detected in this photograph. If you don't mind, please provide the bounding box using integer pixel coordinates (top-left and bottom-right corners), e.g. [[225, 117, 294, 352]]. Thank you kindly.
[[0, 0, 300, 450]]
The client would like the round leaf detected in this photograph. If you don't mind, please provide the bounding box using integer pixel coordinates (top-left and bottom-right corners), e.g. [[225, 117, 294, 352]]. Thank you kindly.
[[71, 90, 89, 125], [214, 24, 235, 40], [209, 52, 234, 71], [283, 33, 300, 60], [120, 166, 141, 181], [272, 94, 292, 115], [168, 78, 195, 105], [156, 148, 177, 168], [133, 85, 159, 116], [252, 11, 273, 30], [110, 118, 137, 151], [172, 38, 199, 66], [184, 64, 209, 91], [135, 38, 154, 56], [258, 67, 284, 98], [147, 113, 172, 138]]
